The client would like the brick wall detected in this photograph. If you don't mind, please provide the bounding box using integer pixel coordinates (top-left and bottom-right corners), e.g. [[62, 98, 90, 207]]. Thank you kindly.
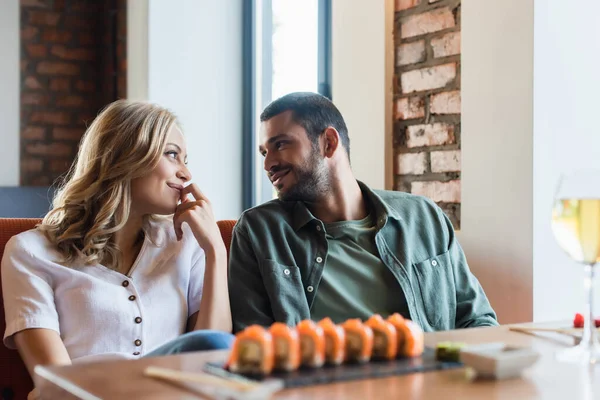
[[393, 0, 461, 228], [20, 0, 127, 186]]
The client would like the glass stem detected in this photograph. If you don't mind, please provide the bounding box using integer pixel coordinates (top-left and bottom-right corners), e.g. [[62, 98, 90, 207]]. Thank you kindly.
[[581, 264, 597, 349]]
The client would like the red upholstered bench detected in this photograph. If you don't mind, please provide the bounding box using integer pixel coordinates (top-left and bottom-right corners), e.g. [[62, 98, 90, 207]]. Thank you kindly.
[[0, 218, 236, 399]]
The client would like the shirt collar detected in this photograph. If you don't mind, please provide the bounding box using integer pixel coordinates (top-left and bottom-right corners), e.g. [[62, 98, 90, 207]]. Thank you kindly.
[[290, 180, 401, 231]]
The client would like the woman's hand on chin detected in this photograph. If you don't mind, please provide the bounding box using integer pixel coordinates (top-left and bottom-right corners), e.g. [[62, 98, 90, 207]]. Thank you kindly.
[[173, 184, 226, 255]]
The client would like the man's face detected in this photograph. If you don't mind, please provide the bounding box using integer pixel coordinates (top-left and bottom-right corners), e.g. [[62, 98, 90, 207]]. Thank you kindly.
[[259, 111, 329, 202]]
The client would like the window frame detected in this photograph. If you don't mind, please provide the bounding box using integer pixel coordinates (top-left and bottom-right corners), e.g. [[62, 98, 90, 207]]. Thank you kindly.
[[242, 0, 332, 209]]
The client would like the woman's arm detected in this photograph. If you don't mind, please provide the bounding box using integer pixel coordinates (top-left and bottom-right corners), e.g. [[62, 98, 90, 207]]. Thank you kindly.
[[175, 184, 232, 333], [192, 244, 231, 332], [184, 246, 231, 332], [14, 328, 71, 378], [2, 236, 72, 379]]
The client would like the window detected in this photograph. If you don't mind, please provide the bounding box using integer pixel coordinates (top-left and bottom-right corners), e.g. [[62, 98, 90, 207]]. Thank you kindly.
[[243, 0, 331, 209], [271, 0, 319, 98]]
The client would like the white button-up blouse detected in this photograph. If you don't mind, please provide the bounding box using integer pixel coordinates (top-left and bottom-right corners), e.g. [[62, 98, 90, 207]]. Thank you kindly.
[[2, 218, 205, 363]]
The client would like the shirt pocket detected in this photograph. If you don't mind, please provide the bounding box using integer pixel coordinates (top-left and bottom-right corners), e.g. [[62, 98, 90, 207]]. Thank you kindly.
[[260, 259, 307, 325], [413, 250, 456, 331]]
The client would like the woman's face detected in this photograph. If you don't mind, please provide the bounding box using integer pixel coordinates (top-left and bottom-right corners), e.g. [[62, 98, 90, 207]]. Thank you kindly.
[[130, 126, 191, 215]]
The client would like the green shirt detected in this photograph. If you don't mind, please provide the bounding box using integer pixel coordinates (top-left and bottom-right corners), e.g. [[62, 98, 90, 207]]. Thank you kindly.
[[310, 214, 409, 323], [229, 181, 498, 333]]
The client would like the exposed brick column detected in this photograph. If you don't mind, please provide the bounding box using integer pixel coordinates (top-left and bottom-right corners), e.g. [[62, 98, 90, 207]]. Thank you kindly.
[[20, 0, 127, 186], [393, 0, 461, 228]]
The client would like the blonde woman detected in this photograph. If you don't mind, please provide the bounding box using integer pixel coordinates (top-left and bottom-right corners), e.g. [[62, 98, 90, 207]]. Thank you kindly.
[[1, 100, 233, 387]]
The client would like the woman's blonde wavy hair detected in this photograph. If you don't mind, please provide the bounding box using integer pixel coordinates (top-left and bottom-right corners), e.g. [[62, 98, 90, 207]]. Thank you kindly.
[[38, 100, 178, 270]]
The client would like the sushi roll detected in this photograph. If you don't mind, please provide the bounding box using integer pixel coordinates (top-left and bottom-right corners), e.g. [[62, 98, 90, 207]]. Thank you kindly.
[[269, 323, 301, 371], [396, 319, 424, 357], [227, 325, 274, 375], [341, 319, 373, 363], [317, 318, 346, 365], [387, 314, 424, 358], [365, 314, 398, 360], [387, 313, 406, 356], [296, 320, 326, 368], [386, 312, 406, 328]]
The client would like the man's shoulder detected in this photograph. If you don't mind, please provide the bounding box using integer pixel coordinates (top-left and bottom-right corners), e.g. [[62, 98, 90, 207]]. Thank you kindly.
[[373, 189, 440, 216], [236, 199, 294, 228], [240, 198, 290, 217]]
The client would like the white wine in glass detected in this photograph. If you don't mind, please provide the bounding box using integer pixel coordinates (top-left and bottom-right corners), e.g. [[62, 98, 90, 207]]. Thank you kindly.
[[552, 199, 600, 264], [551, 170, 600, 364]]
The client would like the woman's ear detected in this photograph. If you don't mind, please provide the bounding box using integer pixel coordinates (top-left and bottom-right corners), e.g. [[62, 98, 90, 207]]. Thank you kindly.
[[322, 127, 340, 158]]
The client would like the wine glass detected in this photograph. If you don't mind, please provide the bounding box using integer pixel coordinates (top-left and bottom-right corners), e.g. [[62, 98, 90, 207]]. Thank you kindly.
[[551, 169, 600, 364]]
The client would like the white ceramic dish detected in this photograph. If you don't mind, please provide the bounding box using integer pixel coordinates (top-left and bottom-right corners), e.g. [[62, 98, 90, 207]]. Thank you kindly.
[[459, 342, 541, 380]]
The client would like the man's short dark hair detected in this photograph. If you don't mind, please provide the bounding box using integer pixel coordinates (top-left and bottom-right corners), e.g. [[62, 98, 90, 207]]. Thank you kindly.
[[260, 92, 350, 156]]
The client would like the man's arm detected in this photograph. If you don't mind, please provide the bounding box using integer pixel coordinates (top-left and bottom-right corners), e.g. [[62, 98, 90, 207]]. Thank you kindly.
[[228, 221, 275, 333], [439, 210, 499, 328]]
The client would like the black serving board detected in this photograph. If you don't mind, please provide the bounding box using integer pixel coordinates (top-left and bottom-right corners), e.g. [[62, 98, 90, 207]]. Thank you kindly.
[[205, 348, 462, 389]]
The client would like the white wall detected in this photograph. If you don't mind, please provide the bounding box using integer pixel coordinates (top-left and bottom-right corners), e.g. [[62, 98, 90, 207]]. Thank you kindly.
[[129, 0, 243, 220], [460, 0, 534, 323], [533, 0, 600, 321], [127, 0, 148, 101], [0, 0, 20, 185], [462, 0, 600, 323], [331, 0, 394, 190]]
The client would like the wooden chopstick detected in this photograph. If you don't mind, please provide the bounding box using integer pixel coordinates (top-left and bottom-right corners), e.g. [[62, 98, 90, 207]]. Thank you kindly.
[[509, 326, 594, 339], [510, 327, 570, 333], [144, 366, 260, 392]]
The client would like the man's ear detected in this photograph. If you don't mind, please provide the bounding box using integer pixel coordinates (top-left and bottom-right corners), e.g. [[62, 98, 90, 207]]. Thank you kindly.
[[322, 127, 340, 158]]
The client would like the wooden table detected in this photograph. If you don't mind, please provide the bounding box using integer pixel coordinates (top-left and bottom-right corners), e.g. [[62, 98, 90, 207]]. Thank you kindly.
[[36, 322, 600, 399]]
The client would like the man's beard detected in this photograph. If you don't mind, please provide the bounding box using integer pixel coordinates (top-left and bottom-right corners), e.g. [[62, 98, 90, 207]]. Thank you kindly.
[[277, 153, 329, 202]]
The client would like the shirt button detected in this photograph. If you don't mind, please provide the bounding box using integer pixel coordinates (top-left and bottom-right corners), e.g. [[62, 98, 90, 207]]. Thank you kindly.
[[134, 339, 142, 346], [307, 286, 314, 293], [431, 260, 438, 267], [128, 295, 136, 301], [316, 257, 323, 263], [133, 352, 140, 356], [316, 225, 322, 231], [283, 269, 290, 275], [122, 280, 129, 287], [135, 317, 142, 324]]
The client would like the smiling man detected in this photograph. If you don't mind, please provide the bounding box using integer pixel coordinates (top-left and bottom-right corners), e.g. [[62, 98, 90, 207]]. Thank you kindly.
[[228, 92, 498, 333]]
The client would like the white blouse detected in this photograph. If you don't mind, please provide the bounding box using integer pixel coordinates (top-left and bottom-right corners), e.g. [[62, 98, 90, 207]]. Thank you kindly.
[[1, 218, 205, 363]]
